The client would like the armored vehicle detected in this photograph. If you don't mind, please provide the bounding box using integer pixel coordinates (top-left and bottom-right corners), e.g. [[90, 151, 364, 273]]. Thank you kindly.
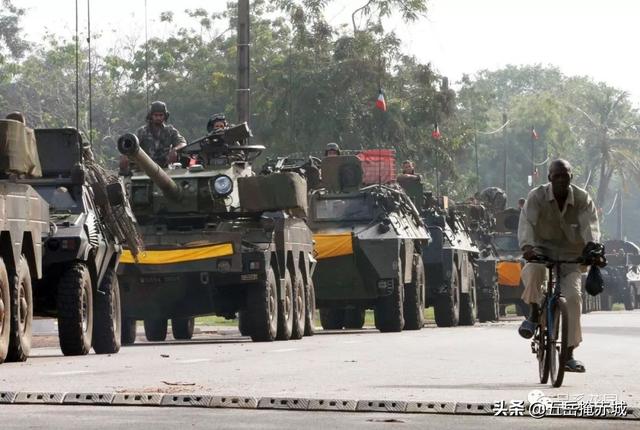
[[20, 128, 126, 356], [309, 152, 430, 332], [599, 239, 640, 311], [0, 118, 49, 363], [117, 124, 315, 343]]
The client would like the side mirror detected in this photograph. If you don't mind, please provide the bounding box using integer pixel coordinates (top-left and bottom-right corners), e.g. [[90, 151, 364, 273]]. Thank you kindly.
[[106, 182, 125, 206]]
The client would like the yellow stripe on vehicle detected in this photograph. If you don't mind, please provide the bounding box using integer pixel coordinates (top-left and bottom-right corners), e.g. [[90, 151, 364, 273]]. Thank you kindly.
[[120, 243, 234, 265], [497, 261, 522, 287], [314, 233, 353, 260]]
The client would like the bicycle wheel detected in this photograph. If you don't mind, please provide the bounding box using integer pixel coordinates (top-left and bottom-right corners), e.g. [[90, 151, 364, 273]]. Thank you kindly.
[[549, 297, 569, 388], [536, 322, 549, 384]]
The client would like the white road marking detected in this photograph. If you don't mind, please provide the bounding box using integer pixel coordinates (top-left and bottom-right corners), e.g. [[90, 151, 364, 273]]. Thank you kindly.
[[271, 348, 298, 353], [48, 370, 93, 376]]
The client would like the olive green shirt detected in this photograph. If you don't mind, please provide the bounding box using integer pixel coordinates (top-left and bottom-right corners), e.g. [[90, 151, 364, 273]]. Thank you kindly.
[[518, 183, 600, 259], [136, 123, 186, 166]]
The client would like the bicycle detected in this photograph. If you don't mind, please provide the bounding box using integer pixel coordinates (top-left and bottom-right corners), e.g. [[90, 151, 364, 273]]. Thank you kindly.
[[528, 256, 582, 388]]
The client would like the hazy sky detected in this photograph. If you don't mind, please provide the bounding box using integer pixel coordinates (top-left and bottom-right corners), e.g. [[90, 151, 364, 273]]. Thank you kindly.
[[16, 0, 640, 105]]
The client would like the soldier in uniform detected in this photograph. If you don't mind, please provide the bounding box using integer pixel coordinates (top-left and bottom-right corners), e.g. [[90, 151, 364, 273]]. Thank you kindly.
[[325, 142, 341, 157], [517, 159, 601, 373], [206, 113, 229, 133], [136, 101, 186, 167]]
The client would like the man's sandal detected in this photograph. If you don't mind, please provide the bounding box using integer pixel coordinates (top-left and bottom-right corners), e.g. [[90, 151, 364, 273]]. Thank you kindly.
[[565, 359, 586, 373]]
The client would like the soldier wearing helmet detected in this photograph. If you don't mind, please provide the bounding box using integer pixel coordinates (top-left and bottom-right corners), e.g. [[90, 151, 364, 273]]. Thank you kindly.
[[206, 113, 229, 133], [136, 101, 187, 167], [325, 142, 340, 157]]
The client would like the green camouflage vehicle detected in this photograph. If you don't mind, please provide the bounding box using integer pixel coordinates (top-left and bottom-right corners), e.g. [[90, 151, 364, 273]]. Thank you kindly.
[[117, 124, 315, 343], [598, 239, 640, 311], [309, 153, 430, 332]]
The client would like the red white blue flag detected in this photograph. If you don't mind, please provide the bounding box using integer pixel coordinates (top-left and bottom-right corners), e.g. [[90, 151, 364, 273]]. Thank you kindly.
[[375, 89, 387, 112]]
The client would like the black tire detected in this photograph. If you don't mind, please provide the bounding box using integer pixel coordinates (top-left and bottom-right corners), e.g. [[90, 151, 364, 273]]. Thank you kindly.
[[238, 311, 251, 336], [459, 269, 477, 326], [92, 268, 122, 354], [276, 269, 294, 341], [144, 318, 168, 342], [344, 308, 366, 329], [375, 276, 404, 333], [319, 308, 344, 330], [434, 269, 460, 327], [477, 284, 500, 323], [246, 266, 278, 342], [121, 319, 137, 345], [171, 317, 195, 340], [499, 305, 507, 317], [601, 295, 613, 311], [515, 299, 529, 317], [403, 256, 425, 330], [0, 257, 11, 363], [291, 272, 306, 340], [550, 298, 569, 388], [6, 255, 32, 362], [57, 262, 92, 356], [536, 323, 549, 384], [303, 279, 316, 336], [624, 286, 636, 311]]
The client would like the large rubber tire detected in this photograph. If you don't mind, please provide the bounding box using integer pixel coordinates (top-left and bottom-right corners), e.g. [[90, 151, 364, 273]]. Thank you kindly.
[[303, 279, 316, 336], [459, 269, 477, 326], [375, 277, 404, 333], [344, 308, 366, 329], [57, 262, 92, 356], [319, 308, 344, 330], [550, 298, 569, 388], [537, 323, 549, 384], [6, 255, 32, 362], [92, 268, 122, 354], [624, 286, 636, 311], [238, 311, 251, 337], [171, 317, 195, 340], [0, 257, 11, 363], [144, 319, 168, 342], [246, 267, 278, 342], [434, 269, 460, 327], [291, 272, 306, 340], [121, 319, 137, 345], [276, 269, 294, 341], [477, 283, 500, 323], [403, 256, 425, 330]]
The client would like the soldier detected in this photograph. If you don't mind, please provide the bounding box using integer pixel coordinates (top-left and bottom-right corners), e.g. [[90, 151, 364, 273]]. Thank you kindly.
[[517, 159, 602, 373], [136, 101, 186, 167], [206, 113, 229, 133], [325, 142, 341, 157]]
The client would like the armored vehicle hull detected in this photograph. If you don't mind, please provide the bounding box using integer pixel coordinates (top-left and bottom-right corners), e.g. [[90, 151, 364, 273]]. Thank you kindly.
[[598, 240, 640, 311]]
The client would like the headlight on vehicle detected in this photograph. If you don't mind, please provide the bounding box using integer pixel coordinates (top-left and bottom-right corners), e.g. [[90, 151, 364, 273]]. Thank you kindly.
[[212, 175, 233, 197]]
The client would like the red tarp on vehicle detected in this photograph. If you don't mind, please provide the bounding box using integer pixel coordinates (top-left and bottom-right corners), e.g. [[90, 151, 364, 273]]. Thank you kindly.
[[357, 149, 396, 185]]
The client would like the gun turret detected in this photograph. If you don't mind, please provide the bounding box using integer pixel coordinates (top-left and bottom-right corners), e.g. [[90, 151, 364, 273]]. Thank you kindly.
[[117, 133, 182, 202]]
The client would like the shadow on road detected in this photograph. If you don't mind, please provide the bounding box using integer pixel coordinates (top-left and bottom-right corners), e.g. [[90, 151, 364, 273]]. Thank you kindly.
[[374, 382, 544, 391]]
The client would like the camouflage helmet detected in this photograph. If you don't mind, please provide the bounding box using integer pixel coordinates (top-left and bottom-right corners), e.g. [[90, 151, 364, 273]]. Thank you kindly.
[[325, 142, 341, 156], [147, 100, 169, 120], [207, 113, 228, 133]]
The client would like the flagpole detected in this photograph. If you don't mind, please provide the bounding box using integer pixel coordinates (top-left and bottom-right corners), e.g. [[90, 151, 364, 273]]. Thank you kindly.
[[474, 126, 479, 193], [434, 139, 439, 196], [530, 125, 535, 188]]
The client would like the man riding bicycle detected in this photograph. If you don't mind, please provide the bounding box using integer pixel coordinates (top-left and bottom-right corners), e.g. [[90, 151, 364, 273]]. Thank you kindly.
[[517, 159, 601, 373]]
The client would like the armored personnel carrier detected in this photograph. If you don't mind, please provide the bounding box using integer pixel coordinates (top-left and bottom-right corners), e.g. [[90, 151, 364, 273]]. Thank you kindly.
[[599, 239, 640, 311], [19, 128, 129, 356], [117, 124, 315, 343], [309, 152, 430, 332], [0, 118, 49, 363]]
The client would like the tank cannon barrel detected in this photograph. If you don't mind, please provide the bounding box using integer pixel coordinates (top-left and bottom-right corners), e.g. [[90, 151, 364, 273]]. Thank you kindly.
[[117, 133, 182, 201]]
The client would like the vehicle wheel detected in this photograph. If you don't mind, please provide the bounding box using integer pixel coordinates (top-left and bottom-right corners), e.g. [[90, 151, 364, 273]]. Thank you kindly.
[[144, 318, 168, 341], [92, 268, 122, 354], [459, 268, 477, 326], [171, 317, 195, 340], [344, 308, 366, 329], [403, 255, 425, 330], [375, 277, 404, 333], [238, 311, 251, 336], [276, 269, 294, 341], [0, 257, 11, 363], [601, 295, 613, 311], [57, 262, 92, 356], [291, 271, 306, 340], [477, 282, 499, 323], [121, 319, 137, 345], [624, 286, 636, 311], [246, 266, 278, 342], [499, 304, 507, 317], [303, 279, 316, 336], [536, 322, 549, 384], [319, 308, 344, 330], [550, 297, 569, 388], [433, 269, 460, 327]]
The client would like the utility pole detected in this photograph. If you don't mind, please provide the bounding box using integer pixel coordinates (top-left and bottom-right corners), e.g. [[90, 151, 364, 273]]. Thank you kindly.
[[236, 0, 250, 127], [502, 112, 508, 198], [617, 190, 623, 240]]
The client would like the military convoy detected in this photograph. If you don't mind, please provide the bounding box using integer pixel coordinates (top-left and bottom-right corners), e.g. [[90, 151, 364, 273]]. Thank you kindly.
[[309, 152, 430, 332], [598, 239, 640, 311], [116, 124, 316, 343]]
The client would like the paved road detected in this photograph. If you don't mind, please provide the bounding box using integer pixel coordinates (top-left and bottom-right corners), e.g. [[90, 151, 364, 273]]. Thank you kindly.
[[2, 311, 638, 409]]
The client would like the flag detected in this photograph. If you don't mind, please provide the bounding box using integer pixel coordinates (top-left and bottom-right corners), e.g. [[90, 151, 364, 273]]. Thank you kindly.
[[431, 123, 441, 140], [531, 126, 539, 140], [375, 89, 387, 112]]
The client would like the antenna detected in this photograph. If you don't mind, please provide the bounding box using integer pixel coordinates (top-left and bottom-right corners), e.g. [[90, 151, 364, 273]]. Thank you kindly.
[[144, 0, 149, 107], [87, 0, 93, 145], [75, 0, 79, 131]]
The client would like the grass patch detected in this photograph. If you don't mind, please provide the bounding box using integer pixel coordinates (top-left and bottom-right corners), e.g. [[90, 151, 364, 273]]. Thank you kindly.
[[612, 303, 625, 311]]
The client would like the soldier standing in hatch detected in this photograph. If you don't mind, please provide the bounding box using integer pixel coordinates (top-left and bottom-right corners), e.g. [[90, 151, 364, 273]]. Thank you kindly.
[[325, 142, 341, 157], [136, 101, 186, 167]]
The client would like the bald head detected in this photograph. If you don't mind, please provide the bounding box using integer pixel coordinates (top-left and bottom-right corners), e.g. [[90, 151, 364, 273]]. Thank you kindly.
[[548, 158, 572, 196], [549, 159, 572, 175]]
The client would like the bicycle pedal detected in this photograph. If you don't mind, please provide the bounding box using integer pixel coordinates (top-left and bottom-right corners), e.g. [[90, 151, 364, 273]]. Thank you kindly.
[[530, 341, 537, 354]]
